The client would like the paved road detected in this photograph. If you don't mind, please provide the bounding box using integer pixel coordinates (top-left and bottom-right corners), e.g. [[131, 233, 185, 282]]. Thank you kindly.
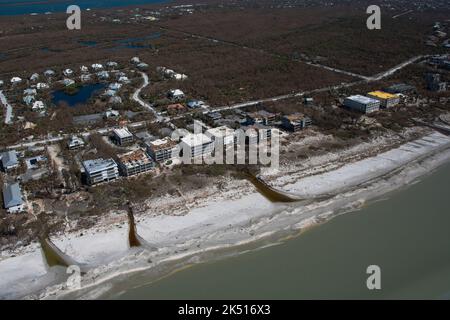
[[132, 72, 163, 121], [3, 55, 426, 150], [0, 90, 13, 124]]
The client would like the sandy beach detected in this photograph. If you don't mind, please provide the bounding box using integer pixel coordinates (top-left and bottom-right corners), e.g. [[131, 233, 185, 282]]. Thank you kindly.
[[1, 128, 450, 300]]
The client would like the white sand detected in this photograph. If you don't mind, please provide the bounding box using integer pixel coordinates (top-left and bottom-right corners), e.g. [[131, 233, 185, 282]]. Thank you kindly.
[[1, 130, 450, 299]]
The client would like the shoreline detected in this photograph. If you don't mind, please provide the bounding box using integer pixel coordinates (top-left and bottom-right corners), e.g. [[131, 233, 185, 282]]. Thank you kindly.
[[1, 129, 450, 299]]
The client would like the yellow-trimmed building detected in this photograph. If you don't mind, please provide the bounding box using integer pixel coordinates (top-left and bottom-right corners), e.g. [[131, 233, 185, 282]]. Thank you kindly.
[[367, 91, 400, 108]]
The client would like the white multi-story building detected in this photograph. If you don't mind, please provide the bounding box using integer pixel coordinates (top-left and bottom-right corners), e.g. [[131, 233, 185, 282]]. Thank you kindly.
[[117, 149, 154, 176], [205, 126, 235, 147], [82, 158, 119, 185], [344, 95, 380, 114], [112, 127, 133, 146], [180, 133, 213, 158], [146, 138, 178, 162]]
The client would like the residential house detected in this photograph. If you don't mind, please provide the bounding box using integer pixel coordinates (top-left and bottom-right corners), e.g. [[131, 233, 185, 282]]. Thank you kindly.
[[82, 158, 119, 185], [0, 150, 19, 171], [62, 79, 75, 87], [30, 73, 39, 82], [32, 101, 45, 111], [206, 112, 222, 121], [91, 63, 103, 71], [96, 71, 110, 80], [10, 77, 22, 84], [63, 69, 74, 77], [166, 103, 187, 113], [168, 89, 185, 101], [36, 83, 49, 90], [44, 70, 55, 77], [67, 136, 85, 150], [2, 183, 25, 213]]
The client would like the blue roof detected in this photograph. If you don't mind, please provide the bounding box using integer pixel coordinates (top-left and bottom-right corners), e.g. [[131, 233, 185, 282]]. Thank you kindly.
[[3, 183, 24, 209]]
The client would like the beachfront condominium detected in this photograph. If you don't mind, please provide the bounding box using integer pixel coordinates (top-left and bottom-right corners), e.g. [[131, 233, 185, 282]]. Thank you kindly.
[[205, 126, 236, 147], [344, 95, 380, 114], [112, 127, 134, 146], [180, 133, 214, 158], [146, 137, 179, 162], [282, 113, 313, 132], [82, 158, 119, 185], [117, 149, 154, 177]]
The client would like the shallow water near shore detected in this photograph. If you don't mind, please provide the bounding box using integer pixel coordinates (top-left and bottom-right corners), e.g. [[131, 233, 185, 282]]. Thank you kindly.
[[111, 161, 450, 299]]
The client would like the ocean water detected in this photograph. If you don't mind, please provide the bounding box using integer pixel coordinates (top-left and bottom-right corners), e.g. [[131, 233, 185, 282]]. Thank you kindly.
[[114, 161, 450, 299], [0, 0, 166, 16]]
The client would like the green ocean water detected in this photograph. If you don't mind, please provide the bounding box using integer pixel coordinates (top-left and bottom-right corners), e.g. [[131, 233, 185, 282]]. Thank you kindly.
[[115, 161, 450, 300]]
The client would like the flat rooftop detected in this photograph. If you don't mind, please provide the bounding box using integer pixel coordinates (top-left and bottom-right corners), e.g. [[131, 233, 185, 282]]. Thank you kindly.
[[206, 126, 235, 138], [368, 91, 398, 100], [113, 127, 133, 139], [181, 133, 212, 147], [345, 95, 379, 105], [148, 138, 178, 151], [82, 158, 117, 174], [117, 149, 153, 166]]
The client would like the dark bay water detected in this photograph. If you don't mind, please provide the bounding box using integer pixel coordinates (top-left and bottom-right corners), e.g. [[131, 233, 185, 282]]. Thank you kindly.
[[0, 0, 167, 16], [116, 161, 450, 299], [52, 83, 105, 107]]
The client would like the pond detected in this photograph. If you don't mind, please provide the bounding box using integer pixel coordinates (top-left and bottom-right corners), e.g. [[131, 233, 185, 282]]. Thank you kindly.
[[52, 83, 106, 107]]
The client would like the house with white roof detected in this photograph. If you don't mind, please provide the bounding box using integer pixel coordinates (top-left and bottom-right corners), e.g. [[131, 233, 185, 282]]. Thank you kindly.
[[118, 76, 130, 84], [62, 79, 75, 87], [96, 71, 109, 80], [80, 74, 92, 82], [24, 88, 37, 96], [91, 63, 103, 71], [80, 65, 89, 73], [10, 77, 22, 84], [36, 83, 49, 90], [63, 69, 74, 77], [67, 136, 85, 150], [32, 101, 45, 111], [168, 89, 185, 101], [30, 73, 39, 82], [131, 57, 140, 64], [44, 70, 55, 77]]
